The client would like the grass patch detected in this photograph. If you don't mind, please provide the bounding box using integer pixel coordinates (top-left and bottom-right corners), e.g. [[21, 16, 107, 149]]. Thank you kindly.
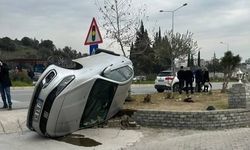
[[132, 80, 154, 84], [125, 90, 228, 111], [12, 80, 33, 87]]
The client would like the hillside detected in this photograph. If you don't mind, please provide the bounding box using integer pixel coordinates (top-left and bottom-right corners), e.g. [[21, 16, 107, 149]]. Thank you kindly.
[[0, 45, 38, 60], [0, 37, 84, 61]]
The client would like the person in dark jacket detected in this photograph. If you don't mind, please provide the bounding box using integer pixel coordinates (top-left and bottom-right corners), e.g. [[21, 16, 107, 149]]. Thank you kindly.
[[27, 68, 34, 80], [184, 67, 194, 94], [202, 67, 210, 92], [195, 67, 203, 92], [177, 66, 185, 94], [0, 61, 12, 110]]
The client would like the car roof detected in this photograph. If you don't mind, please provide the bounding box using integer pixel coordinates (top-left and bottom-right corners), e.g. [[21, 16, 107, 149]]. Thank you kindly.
[[73, 52, 130, 71]]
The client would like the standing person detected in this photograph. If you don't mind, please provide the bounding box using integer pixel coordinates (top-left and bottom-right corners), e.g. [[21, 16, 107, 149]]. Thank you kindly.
[[185, 67, 194, 94], [27, 68, 34, 80], [195, 67, 203, 92], [0, 61, 12, 110], [202, 67, 210, 92], [177, 66, 185, 94]]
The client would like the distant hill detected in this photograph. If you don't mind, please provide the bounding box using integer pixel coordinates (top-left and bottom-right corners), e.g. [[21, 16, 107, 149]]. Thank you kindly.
[[0, 36, 85, 61]]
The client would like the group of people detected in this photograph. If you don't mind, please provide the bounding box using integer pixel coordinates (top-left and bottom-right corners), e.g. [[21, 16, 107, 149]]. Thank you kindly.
[[0, 60, 12, 110], [177, 66, 210, 94]]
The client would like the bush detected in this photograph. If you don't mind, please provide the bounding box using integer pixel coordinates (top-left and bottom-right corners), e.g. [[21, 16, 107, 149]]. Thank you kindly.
[[10, 70, 32, 85], [146, 74, 157, 81], [12, 80, 33, 86]]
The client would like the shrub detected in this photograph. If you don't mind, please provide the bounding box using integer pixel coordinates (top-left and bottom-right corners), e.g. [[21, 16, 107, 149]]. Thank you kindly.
[[10, 70, 32, 84]]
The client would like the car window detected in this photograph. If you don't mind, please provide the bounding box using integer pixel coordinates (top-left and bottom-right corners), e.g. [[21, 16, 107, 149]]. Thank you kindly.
[[103, 66, 133, 82], [158, 71, 173, 76]]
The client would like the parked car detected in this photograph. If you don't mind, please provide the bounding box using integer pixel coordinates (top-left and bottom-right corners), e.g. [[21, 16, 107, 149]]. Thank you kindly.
[[154, 70, 179, 93], [154, 69, 212, 93], [26, 49, 134, 137]]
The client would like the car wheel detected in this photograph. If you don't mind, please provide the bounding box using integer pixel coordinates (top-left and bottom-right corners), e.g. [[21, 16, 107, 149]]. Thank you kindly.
[[172, 83, 179, 92], [157, 89, 164, 93]]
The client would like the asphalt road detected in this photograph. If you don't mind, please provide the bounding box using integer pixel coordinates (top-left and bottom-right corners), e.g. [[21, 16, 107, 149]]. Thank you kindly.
[[0, 88, 33, 109]]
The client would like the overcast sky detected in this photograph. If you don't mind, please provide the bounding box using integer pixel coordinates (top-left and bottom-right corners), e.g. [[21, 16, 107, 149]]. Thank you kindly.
[[0, 0, 249, 61]]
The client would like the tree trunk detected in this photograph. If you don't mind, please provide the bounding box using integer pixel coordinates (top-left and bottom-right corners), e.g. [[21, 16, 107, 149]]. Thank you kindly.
[[221, 73, 230, 93], [221, 82, 228, 93], [118, 39, 126, 56]]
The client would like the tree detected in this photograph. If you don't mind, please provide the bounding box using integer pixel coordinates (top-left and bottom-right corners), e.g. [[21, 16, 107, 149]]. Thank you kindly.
[[130, 21, 153, 75], [206, 52, 222, 75], [39, 40, 55, 51], [0, 37, 16, 51], [187, 52, 191, 67], [154, 30, 199, 72], [32, 38, 40, 49], [96, 0, 143, 56], [198, 51, 200, 67], [21, 37, 33, 47], [153, 28, 172, 70], [190, 54, 194, 68], [220, 51, 241, 93], [151, 28, 165, 73]]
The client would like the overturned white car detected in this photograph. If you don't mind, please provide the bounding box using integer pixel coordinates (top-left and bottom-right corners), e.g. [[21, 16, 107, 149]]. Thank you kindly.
[[27, 49, 134, 137]]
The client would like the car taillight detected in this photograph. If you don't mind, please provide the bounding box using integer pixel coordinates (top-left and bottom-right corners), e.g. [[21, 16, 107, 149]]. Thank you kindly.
[[165, 77, 174, 80]]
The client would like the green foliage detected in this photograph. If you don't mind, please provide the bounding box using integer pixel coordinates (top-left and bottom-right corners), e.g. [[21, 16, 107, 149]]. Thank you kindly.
[[132, 80, 154, 84], [220, 51, 241, 74], [21, 37, 33, 47], [130, 21, 155, 75], [12, 80, 33, 86], [187, 53, 190, 67], [220, 51, 241, 92], [10, 71, 32, 84], [153, 28, 172, 70], [206, 52, 223, 73], [21, 37, 39, 49], [39, 40, 55, 50], [198, 51, 200, 67], [0, 37, 16, 51], [190, 54, 194, 68], [146, 73, 157, 81], [38, 47, 53, 59], [153, 30, 199, 71], [0, 36, 84, 61]]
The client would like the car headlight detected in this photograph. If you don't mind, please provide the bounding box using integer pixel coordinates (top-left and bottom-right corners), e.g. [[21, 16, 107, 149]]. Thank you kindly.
[[55, 75, 75, 96], [42, 70, 57, 89]]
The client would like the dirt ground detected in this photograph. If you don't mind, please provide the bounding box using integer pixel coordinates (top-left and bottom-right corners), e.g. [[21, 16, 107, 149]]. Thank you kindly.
[[124, 90, 228, 111]]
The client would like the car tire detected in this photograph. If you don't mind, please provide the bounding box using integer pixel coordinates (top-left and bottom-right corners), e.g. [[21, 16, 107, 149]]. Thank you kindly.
[[157, 89, 164, 93], [172, 83, 179, 92]]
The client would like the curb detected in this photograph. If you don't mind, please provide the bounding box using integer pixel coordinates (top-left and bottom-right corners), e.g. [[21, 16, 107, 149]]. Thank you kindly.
[[10, 86, 34, 90]]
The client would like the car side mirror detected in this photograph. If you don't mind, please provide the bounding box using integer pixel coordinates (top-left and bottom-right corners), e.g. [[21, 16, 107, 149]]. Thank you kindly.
[[103, 67, 112, 76]]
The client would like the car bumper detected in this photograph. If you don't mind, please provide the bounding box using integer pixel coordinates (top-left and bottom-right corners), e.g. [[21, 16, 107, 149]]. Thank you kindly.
[[154, 85, 171, 90]]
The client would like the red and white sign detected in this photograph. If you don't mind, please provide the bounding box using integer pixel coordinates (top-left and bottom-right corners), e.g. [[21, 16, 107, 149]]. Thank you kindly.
[[84, 17, 103, 45]]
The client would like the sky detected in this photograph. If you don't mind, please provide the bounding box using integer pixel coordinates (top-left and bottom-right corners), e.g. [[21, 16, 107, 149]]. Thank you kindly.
[[0, 0, 249, 61]]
